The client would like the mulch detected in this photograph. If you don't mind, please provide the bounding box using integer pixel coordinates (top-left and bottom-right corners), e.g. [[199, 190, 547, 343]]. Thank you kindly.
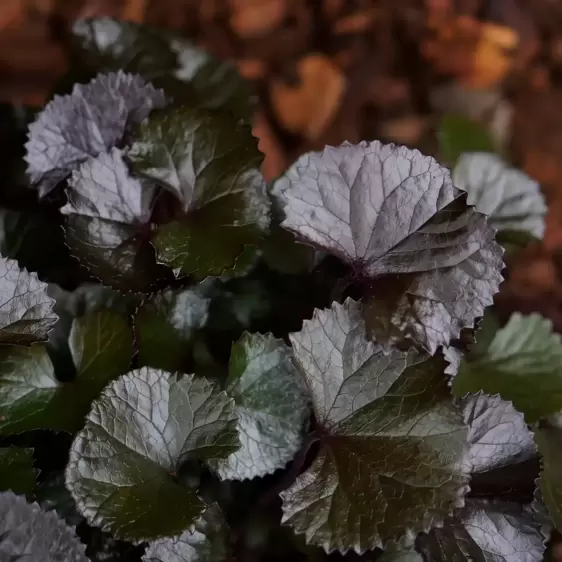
[[3, 0, 562, 326]]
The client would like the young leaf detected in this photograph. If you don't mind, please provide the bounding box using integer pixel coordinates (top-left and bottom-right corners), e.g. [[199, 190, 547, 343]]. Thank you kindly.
[[135, 282, 212, 372], [62, 148, 169, 292], [71, 17, 254, 122], [438, 114, 495, 165], [273, 141, 503, 353], [0, 309, 133, 434], [0, 256, 57, 344], [452, 313, 562, 422], [143, 504, 228, 562], [534, 427, 562, 533], [0, 490, 88, 561], [65, 367, 239, 541], [282, 299, 470, 553], [128, 106, 270, 279], [209, 332, 310, 480], [453, 152, 546, 240], [26, 71, 166, 196], [417, 499, 546, 562], [0, 447, 37, 494]]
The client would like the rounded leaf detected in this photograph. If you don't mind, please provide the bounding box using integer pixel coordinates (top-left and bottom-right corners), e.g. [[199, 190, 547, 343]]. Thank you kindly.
[[282, 299, 470, 553], [25, 71, 166, 196], [62, 148, 171, 292], [417, 499, 546, 562], [274, 141, 503, 353], [453, 152, 546, 240], [209, 332, 310, 480], [0, 490, 88, 561], [128, 106, 270, 279], [0, 256, 57, 344], [66, 367, 239, 541], [453, 312, 562, 422]]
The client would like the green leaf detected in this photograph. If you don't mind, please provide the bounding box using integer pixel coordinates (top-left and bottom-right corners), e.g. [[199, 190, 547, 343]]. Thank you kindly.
[[417, 499, 546, 562], [452, 312, 562, 422], [65, 367, 239, 541], [438, 114, 495, 165], [0, 309, 133, 434], [209, 332, 310, 480], [62, 148, 172, 292], [135, 282, 212, 371], [35, 471, 83, 525], [0, 256, 57, 344], [535, 426, 562, 533], [282, 299, 470, 553], [71, 17, 254, 122], [273, 141, 504, 354], [453, 152, 546, 240], [128, 106, 270, 279], [376, 545, 423, 562], [0, 490, 88, 561], [0, 447, 37, 494], [143, 504, 228, 562]]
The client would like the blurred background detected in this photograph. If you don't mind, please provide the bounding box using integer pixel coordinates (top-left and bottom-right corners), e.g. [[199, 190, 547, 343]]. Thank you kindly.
[[1, 0, 562, 345]]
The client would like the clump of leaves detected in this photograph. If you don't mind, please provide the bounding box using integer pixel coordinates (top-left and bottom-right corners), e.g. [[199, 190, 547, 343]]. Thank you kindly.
[[0, 15, 559, 562]]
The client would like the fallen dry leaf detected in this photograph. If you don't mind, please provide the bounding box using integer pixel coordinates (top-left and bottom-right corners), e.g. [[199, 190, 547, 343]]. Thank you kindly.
[[230, 0, 287, 38], [122, 0, 148, 23], [464, 21, 518, 87], [270, 54, 346, 140], [0, 0, 23, 31], [252, 110, 287, 181]]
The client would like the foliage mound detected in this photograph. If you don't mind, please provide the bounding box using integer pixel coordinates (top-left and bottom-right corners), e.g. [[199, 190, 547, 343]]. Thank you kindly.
[[0, 16, 558, 562]]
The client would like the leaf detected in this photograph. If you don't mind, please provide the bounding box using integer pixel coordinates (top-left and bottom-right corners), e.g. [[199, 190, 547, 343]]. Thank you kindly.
[[71, 17, 254, 122], [0, 490, 88, 561], [209, 332, 309, 480], [26, 71, 166, 197], [376, 545, 423, 562], [62, 148, 170, 292], [453, 152, 546, 240], [417, 499, 546, 562], [535, 426, 562, 533], [135, 282, 213, 371], [452, 312, 562, 422], [129, 106, 270, 279], [0, 256, 57, 344], [0, 309, 133, 434], [438, 114, 495, 165], [281, 299, 470, 553], [0, 447, 37, 494], [460, 393, 535, 475], [65, 367, 239, 541], [273, 141, 504, 353], [143, 504, 228, 562]]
